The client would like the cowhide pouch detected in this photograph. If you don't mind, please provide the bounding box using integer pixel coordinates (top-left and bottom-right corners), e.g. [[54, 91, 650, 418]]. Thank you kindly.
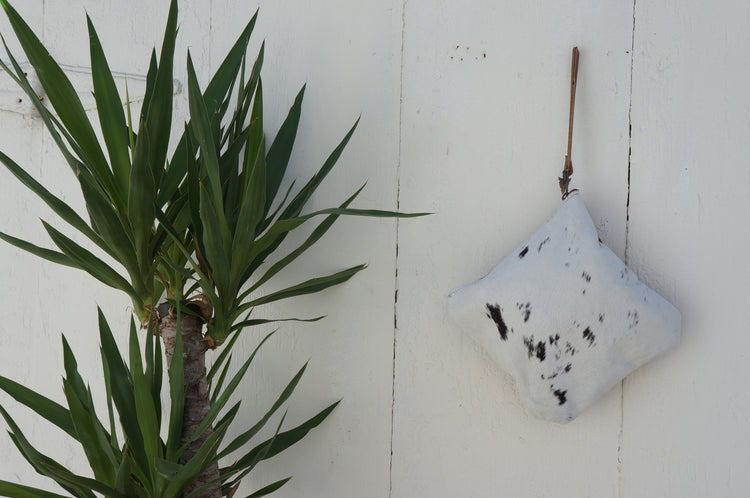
[[447, 191, 681, 423]]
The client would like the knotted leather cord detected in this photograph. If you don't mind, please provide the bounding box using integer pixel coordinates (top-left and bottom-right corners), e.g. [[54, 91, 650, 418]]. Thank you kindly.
[[559, 47, 579, 199]]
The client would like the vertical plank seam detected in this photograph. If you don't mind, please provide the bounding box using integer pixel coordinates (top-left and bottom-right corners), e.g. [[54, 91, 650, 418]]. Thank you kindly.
[[619, 1, 637, 496], [389, 1, 407, 496]]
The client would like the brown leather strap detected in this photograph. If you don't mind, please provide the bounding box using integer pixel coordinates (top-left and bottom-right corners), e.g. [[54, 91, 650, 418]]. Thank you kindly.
[[559, 47, 579, 198]]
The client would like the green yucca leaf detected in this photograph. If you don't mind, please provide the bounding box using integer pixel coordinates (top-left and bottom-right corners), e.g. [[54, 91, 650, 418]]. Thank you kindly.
[[165, 304, 185, 461], [100, 345, 119, 449], [281, 118, 359, 219], [61, 336, 88, 403], [213, 401, 241, 443], [143, 0, 177, 187], [209, 353, 233, 406], [42, 222, 141, 307], [163, 417, 231, 497], [206, 328, 242, 386], [231, 400, 340, 470], [140, 49, 159, 126], [218, 362, 307, 458], [229, 315, 324, 332], [235, 264, 366, 317], [186, 52, 231, 250], [221, 411, 288, 491], [229, 135, 265, 293], [199, 185, 231, 300], [0, 481, 69, 498], [153, 207, 219, 308], [0, 231, 75, 268], [222, 42, 263, 154], [37, 462, 125, 498], [128, 120, 156, 270], [264, 84, 304, 215], [246, 477, 293, 498], [62, 377, 118, 485], [87, 15, 131, 202], [129, 319, 162, 471], [154, 457, 181, 480], [147, 320, 164, 425], [159, 8, 257, 207], [76, 170, 140, 272], [0, 406, 95, 497], [242, 119, 361, 281], [0, 147, 108, 255], [0, 375, 77, 440], [97, 308, 150, 477], [245, 185, 364, 297], [113, 456, 135, 496], [0, 0, 121, 209]]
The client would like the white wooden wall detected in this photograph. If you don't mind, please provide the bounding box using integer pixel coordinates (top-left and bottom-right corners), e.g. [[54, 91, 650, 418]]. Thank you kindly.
[[0, 1, 748, 496]]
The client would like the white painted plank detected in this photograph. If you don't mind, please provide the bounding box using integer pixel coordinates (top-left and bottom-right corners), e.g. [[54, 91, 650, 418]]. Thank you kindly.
[[394, 1, 632, 496], [207, 1, 403, 496], [623, 1, 750, 496]]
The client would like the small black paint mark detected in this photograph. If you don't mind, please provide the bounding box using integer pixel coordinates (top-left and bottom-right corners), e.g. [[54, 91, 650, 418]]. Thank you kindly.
[[628, 310, 640, 329], [549, 334, 560, 346], [582, 271, 591, 282], [538, 237, 551, 252], [553, 389, 568, 405], [565, 262, 570, 268], [583, 327, 595, 346], [519, 246, 529, 258], [485, 303, 508, 341], [535, 341, 546, 362], [516, 302, 531, 322], [523, 336, 535, 359], [599, 313, 605, 323], [565, 342, 576, 356], [582, 289, 586, 295], [565, 363, 572, 372], [483, 52, 486, 58]]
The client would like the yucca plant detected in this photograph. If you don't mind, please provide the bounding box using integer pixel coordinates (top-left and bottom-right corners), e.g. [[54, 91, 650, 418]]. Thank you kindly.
[[0, 308, 326, 496], [0, 0, 424, 496]]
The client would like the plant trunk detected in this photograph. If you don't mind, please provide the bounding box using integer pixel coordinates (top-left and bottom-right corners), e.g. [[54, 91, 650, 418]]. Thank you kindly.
[[157, 302, 221, 498]]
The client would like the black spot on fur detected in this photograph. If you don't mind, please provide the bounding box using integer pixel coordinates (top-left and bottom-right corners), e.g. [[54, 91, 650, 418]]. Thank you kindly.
[[583, 327, 595, 346], [549, 334, 560, 346], [553, 389, 568, 405], [565, 342, 576, 356], [565, 363, 572, 372], [485, 303, 508, 341], [582, 271, 591, 282], [538, 237, 551, 252], [599, 313, 605, 323], [628, 310, 640, 329], [516, 302, 531, 322], [519, 246, 529, 258], [535, 341, 546, 361], [523, 336, 535, 359]]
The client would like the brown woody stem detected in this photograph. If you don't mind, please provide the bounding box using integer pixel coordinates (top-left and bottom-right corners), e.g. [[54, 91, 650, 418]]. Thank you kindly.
[[157, 302, 221, 498]]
